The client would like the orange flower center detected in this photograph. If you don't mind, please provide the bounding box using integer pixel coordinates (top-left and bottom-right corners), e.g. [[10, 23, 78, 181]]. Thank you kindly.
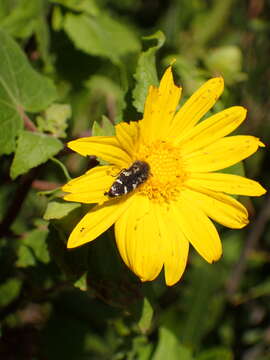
[[134, 140, 187, 202]]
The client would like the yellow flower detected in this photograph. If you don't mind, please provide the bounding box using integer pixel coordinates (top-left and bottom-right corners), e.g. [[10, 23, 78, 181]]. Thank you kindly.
[[62, 67, 266, 286]]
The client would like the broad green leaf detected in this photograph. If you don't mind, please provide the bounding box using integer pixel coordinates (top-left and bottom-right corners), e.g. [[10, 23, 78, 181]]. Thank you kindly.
[[133, 31, 165, 112], [153, 327, 193, 360], [16, 229, 50, 267], [44, 200, 81, 220], [63, 12, 140, 64], [138, 297, 154, 334], [0, 30, 57, 155], [10, 131, 63, 179], [51, 0, 99, 16], [0, 278, 22, 308]]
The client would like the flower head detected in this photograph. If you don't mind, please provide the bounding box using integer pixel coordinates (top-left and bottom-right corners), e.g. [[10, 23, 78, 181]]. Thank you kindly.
[[62, 67, 266, 286]]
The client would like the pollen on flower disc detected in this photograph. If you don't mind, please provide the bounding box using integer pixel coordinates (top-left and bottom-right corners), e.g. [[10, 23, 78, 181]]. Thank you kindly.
[[135, 140, 187, 202]]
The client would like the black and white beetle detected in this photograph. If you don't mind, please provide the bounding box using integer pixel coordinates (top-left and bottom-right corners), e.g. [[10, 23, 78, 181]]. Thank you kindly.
[[105, 160, 150, 197]]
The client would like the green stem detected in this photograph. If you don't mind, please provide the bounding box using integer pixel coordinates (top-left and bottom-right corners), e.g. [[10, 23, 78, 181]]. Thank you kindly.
[[50, 157, 71, 181]]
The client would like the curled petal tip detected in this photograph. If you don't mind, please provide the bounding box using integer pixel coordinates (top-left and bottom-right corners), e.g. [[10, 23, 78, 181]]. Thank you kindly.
[[169, 58, 177, 66], [259, 140, 266, 147]]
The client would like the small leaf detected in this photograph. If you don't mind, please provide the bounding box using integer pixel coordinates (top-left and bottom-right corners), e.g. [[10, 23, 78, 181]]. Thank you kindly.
[[16, 229, 50, 267], [0, 30, 57, 155], [204, 46, 246, 85], [132, 336, 153, 360], [74, 273, 87, 291], [138, 297, 154, 334], [36, 103, 72, 138], [51, 5, 64, 31], [44, 200, 81, 220], [51, 0, 99, 16], [63, 12, 140, 64], [0, 278, 23, 308], [153, 327, 193, 360], [92, 116, 115, 137], [10, 131, 63, 179], [133, 31, 165, 113]]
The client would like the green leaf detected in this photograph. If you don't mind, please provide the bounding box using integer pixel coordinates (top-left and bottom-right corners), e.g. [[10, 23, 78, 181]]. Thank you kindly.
[[180, 260, 226, 350], [219, 161, 245, 176], [153, 327, 193, 360], [132, 336, 153, 360], [35, 2, 53, 70], [47, 220, 89, 279], [137, 297, 154, 334], [92, 116, 115, 137], [44, 200, 81, 220], [133, 31, 165, 113], [10, 131, 63, 179], [16, 228, 50, 267], [85, 75, 126, 124], [51, 5, 64, 31], [196, 347, 233, 360], [36, 103, 72, 138], [0, 278, 23, 308], [51, 0, 99, 16], [191, 0, 235, 46], [0, 0, 41, 39], [73, 273, 87, 291], [0, 30, 57, 155], [204, 46, 246, 85], [63, 12, 140, 64]]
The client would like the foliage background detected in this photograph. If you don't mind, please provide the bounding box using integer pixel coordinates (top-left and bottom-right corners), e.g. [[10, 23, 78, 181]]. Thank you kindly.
[[0, 0, 269, 359]]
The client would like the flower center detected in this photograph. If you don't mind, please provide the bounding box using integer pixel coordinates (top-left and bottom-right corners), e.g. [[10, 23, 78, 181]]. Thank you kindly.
[[134, 140, 187, 202]]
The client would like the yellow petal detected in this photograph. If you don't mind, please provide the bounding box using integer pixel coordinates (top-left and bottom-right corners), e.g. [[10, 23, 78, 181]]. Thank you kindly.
[[114, 194, 150, 268], [168, 77, 224, 138], [178, 106, 247, 149], [184, 186, 249, 229], [115, 121, 139, 157], [185, 136, 264, 172], [174, 191, 222, 263], [115, 195, 164, 282], [188, 172, 266, 196], [62, 165, 115, 204], [140, 67, 182, 142], [155, 204, 189, 286], [68, 136, 131, 168], [67, 196, 132, 248]]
